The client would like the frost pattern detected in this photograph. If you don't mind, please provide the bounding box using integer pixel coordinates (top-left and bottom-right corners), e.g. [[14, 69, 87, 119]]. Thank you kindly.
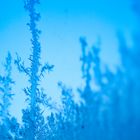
[[0, 0, 140, 140]]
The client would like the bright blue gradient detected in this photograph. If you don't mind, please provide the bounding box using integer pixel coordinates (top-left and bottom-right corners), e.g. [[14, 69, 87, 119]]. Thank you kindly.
[[0, 0, 137, 120]]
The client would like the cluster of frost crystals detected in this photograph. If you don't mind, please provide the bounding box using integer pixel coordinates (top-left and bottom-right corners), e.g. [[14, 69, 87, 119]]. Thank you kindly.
[[1, 0, 140, 139], [53, 24, 140, 139]]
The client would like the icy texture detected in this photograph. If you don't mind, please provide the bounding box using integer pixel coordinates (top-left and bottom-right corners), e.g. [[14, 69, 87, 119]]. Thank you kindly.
[[0, 0, 140, 139]]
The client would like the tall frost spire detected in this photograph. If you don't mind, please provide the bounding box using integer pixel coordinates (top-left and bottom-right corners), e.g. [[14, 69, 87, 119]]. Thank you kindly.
[[15, 0, 54, 139]]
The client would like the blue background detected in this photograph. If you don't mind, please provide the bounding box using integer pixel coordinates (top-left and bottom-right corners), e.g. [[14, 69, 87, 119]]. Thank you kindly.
[[0, 0, 137, 121]]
